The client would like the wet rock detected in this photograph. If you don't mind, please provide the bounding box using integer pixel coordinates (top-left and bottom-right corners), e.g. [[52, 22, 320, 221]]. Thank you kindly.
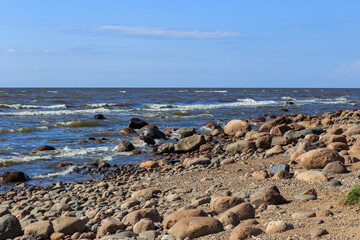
[[129, 118, 148, 129], [230, 224, 263, 240], [250, 186, 286, 209], [168, 217, 223, 239], [116, 140, 135, 152], [175, 134, 205, 152], [122, 208, 161, 226], [225, 140, 256, 154], [52, 217, 86, 235], [31, 145, 55, 153], [265, 221, 293, 233], [210, 196, 244, 214], [24, 220, 54, 239], [139, 126, 165, 139], [0, 171, 29, 182], [97, 218, 125, 237], [296, 170, 328, 182], [297, 148, 344, 170], [0, 214, 22, 240], [224, 120, 252, 136], [132, 135, 155, 145], [94, 114, 106, 119], [250, 117, 266, 123], [267, 164, 290, 174], [162, 209, 207, 229], [175, 127, 196, 136], [119, 127, 136, 135]]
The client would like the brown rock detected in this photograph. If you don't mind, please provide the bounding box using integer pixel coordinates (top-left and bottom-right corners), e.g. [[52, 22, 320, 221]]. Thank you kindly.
[[175, 134, 205, 152], [168, 217, 223, 239], [133, 218, 155, 234], [259, 116, 290, 133], [116, 140, 135, 152], [97, 218, 125, 237], [271, 136, 289, 146], [250, 186, 286, 209], [255, 135, 272, 149], [265, 145, 284, 157], [297, 148, 344, 169], [220, 202, 255, 221], [322, 161, 348, 175], [224, 120, 252, 136], [119, 128, 136, 135], [185, 157, 210, 167], [270, 124, 292, 136], [252, 170, 274, 180], [349, 145, 360, 154], [273, 171, 293, 180], [31, 145, 55, 153], [265, 221, 293, 233], [52, 217, 85, 235], [250, 117, 266, 123], [305, 134, 319, 143], [220, 158, 235, 165], [50, 232, 65, 240], [155, 143, 175, 154], [319, 134, 347, 144], [131, 136, 155, 145], [210, 196, 244, 214], [344, 125, 360, 136], [217, 211, 240, 227], [0, 172, 29, 182], [122, 208, 161, 226], [139, 160, 159, 169], [291, 211, 316, 219], [327, 142, 349, 151], [162, 209, 207, 229], [296, 170, 328, 182], [230, 224, 263, 240], [225, 140, 256, 154]]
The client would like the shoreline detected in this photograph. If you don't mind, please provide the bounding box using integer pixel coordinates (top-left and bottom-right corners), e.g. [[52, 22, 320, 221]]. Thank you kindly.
[[1, 108, 360, 239]]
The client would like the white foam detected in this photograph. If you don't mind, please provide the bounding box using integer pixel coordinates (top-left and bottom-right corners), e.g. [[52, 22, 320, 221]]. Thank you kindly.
[[119, 91, 126, 93], [194, 90, 228, 93], [32, 165, 77, 179], [281, 96, 296, 101], [47, 91, 58, 93], [0, 108, 127, 116], [54, 120, 100, 127], [0, 104, 67, 109]]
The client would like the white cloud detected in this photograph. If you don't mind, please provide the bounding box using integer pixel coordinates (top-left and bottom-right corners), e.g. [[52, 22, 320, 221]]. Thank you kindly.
[[333, 60, 360, 78], [61, 25, 246, 39], [4, 49, 16, 53]]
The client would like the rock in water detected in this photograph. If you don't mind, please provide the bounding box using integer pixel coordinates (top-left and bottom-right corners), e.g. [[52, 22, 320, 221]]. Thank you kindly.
[[129, 118, 148, 129], [116, 140, 135, 152], [94, 114, 106, 119], [31, 145, 56, 153], [0, 214, 22, 239], [0, 171, 29, 182], [175, 135, 205, 152]]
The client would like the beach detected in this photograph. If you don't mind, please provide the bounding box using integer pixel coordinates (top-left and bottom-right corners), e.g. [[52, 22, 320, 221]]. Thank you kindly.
[[1, 88, 360, 239]]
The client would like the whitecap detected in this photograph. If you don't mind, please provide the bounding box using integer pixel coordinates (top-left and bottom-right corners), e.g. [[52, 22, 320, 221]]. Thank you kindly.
[[32, 165, 77, 179]]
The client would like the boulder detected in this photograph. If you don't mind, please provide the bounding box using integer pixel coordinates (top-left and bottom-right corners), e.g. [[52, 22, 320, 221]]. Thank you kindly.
[[0, 171, 29, 182], [210, 196, 244, 214], [225, 140, 256, 154], [162, 209, 207, 229], [133, 218, 155, 234], [217, 211, 240, 227], [296, 170, 328, 182], [270, 124, 292, 136], [224, 120, 252, 136], [119, 128, 136, 135], [97, 218, 125, 237], [168, 217, 223, 239], [271, 136, 289, 146], [185, 157, 210, 167], [230, 224, 263, 240], [131, 136, 155, 145], [31, 145, 55, 153], [122, 208, 161, 226], [139, 126, 165, 139], [319, 134, 347, 144], [129, 118, 148, 129], [175, 127, 196, 135], [344, 125, 360, 136], [259, 116, 290, 133], [25, 220, 54, 239], [175, 135, 205, 152], [52, 217, 86, 235], [250, 186, 286, 209], [297, 148, 344, 170], [322, 161, 348, 175], [327, 142, 349, 151], [265, 145, 285, 158], [155, 143, 174, 154], [131, 189, 160, 200], [139, 160, 159, 169], [116, 140, 135, 152], [255, 135, 272, 149], [219, 202, 255, 221], [0, 214, 22, 240], [267, 164, 290, 174], [349, 145, 360, 155]]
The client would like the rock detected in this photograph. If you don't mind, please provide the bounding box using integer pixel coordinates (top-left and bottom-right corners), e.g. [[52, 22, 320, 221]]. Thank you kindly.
[[273, 171, 293, 180], [0, 171, 29, 182], [24, 221, 54, 239], [168, 217, 223, 239], [224, 120, 252, 136], [230, 224, 263, 240], [220, 158, 235, 165], [210, 196, 244, 214], [116, 140, 135, 152], [139, 160, 159, 169], [185, 157, 210, 167], [294, 194, 317, 200], [132, 135, 155, 145], [162, 209, 207, 229], [270, 124, 292, 136], [349, 145, 360, 154], [344, 125, 360, 136], [100, 231, 137, 240], [0, 214, 22, 240], [271, 136, 289, 146], [305, 134, 319, 142], [133, 218, 155, 234], [250, 117, 266, 123], [175, 134, 205, 152], [255, 135, 272, 149], [252, 170, 273, 180], [296, 170, 328, 182], [291, 211, 316, 219], [94, 114, 106, 119], [175, 127, 196, 135], [97, 218, 125, 237], [265, 145, 284, 157], [50, 232, 65, 240], [139, 126, 165, 139], [265, 221, 293, 233], [331, 180, 342, 186], [327, 142, 349, 151], [52, 217, 85, 235], [309, 227, 328, 237], [122, 208, 161, 226], [299, 127, 324, 137], [156, 143, 174, 154], [139, 230, 159, 239], [129, 118, 148, 129], [225, 140, 256, 154], [267, 164, 290, 174], [322, 161, 348, 175], [217, 211, 240, 227], [119, 127, 136, 135], [297, 148, 344, 170], [31, 145, 55, 153], [131, 189, 160, 200], [319, 134, 347, 144], [166, 193, 181, 202], [259, 116, 290, 133], [219, 202, 255, 221], [250, 186, 286, 209], [51, 203, 72, 212]]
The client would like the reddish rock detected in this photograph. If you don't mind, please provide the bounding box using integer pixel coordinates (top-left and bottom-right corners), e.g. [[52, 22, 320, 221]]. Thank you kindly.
[[119, 128, 137, 135], [270, 124, 292, 136], [52, 217, 85, 235], [0, 172, 29, 182], [133, 218, 155, 234], [225, 140, 256, 154], [116, 140, 135, 152], [250, 186, 286, 209], [122, 208, 161, 226], [250, 117, 266, 123], [139, 160, 159, 169], [206, 123, 220, 129], [297, 148, 344, 170], [162, 209, 207, 229], [131, 136, 155, 145], [327, 142, 349, 151], [230, 224, 263, 240], [259, 116, 290, 133], [210, 196, 244, 214], [296, 170, 328, 182], [344, 125, 360, 136], [97, 218, 125, 237], [219, 202, 255, 221], [252, 170, 274, 180], [224, 120, 252, 136], [31, 145, 55, 153]]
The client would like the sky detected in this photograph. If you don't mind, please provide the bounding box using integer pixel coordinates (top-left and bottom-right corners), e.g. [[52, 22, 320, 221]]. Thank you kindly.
[[0, 1, 360, 88]]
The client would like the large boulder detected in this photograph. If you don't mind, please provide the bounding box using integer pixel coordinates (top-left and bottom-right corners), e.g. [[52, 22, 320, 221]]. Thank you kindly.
[[25, 220, 54, 239], [175, 135, 205, 152], [225, 140, 256, 154], [250, 186, 286, 209], [116, 140, 135, 152], [0, 214, 22, 240], [122, 208, 161, 226], [168, 217, 223, 239], [0, 171, 29, 182], [259, 116, 290, 133], [129, 118, 148, 129], [162, 209, 207, 229], [139, 126, 165, 139], [52, 217, 86, 235], [210, 196, 244, 214], [297, 148, 344, 170], [224, 120, 252, 136], [230, 224, 263, 240], [155, 143, 174, 154]]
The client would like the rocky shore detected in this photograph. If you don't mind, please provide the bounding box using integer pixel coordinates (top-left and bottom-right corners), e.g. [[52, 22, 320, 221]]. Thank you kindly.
[[1, 109, 360, 239]]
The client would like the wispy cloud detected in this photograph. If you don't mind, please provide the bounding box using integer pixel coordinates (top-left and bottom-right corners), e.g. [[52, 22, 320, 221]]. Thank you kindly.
[[333, 60, 360, 78], [4, 48, 16, 53], [285, 24, 308, 29], [58, 25, 247, 39]]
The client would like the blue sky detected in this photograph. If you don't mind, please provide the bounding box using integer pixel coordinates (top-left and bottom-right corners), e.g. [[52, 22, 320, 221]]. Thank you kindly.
[[1, 1, 359, 87]]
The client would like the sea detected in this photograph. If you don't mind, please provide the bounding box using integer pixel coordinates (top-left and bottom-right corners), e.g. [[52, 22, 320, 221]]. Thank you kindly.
[[0, 88, 359, 189]]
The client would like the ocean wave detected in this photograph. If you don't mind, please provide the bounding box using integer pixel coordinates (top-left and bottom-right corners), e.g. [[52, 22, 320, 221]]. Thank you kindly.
[[82, 102, 131, 108], [281, 96, 296, 101], [54, 120, 100, 128], [32, 165, 77, 179], [194, 90, 228, 93], [0, 108, 127, 116], [47, 91, 58, 93], [0, 104, 67, 109], [0, 126, 48, 134]]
